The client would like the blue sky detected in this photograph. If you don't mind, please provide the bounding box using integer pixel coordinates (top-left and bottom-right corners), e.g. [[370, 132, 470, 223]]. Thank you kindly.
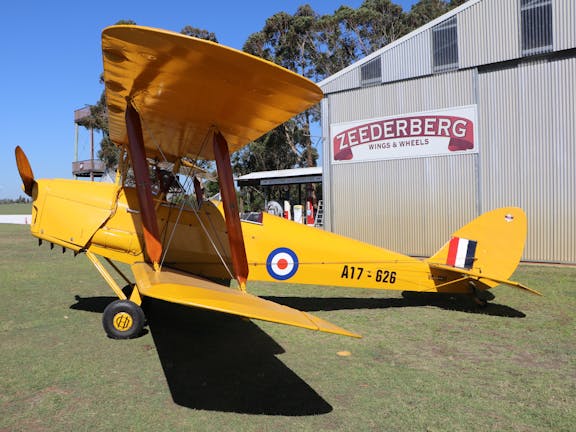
[[1, 0, 416, 199]]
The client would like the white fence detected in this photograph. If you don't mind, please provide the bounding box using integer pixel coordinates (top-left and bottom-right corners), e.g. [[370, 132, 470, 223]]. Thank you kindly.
[[0, 215, 32, 225]]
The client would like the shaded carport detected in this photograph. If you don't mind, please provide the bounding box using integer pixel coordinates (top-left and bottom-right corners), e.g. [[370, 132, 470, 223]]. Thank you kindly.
[[236, 167, 322, 224]]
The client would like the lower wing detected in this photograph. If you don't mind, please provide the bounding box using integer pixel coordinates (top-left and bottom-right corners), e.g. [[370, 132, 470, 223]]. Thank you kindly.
[[131, 263, 361, 338]]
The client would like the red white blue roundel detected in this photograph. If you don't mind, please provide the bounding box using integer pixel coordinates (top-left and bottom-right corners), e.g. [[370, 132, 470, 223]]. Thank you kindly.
[[266, 247, 299, 280]]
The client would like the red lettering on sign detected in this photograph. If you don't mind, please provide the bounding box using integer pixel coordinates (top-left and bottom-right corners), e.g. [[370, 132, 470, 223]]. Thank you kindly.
[[333, 115, 474, 160]]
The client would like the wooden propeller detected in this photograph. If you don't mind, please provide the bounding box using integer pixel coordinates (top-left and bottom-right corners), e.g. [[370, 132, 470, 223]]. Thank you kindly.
[[15, 146, 36, 197]]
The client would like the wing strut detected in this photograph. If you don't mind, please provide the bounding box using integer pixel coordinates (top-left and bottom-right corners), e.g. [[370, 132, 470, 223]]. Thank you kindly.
[[213, 131, 249, 290], [125, 101, 163, 270]]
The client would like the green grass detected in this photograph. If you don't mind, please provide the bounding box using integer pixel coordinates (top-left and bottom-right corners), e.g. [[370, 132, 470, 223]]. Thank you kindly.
[[1, 223, 575, 431], [0, 202, 32, 214]]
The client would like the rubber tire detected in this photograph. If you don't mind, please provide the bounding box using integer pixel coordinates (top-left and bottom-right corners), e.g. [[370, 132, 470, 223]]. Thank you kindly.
[[472, 295, 488, 308], [102, 299, 145, 339]]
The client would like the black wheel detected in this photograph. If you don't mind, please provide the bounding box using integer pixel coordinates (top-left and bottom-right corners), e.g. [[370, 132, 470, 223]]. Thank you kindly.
[[102, 299, 145, 339], [468, 283, 494, 309], [472, 295, 488, 308]]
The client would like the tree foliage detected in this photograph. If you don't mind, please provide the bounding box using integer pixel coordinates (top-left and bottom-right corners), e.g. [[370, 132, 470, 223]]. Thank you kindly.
[[332, 0, 407, 59], [232, 124, 300, 176], [406, 0, 455, 27], [242, 5, 327, 173], [180, 25, 218, 42], [91, 89, 119, 168]]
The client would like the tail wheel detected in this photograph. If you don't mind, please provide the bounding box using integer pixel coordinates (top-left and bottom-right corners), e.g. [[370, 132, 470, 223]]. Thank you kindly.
[[102, 299, 145, 339], [468, 282, 493, 308], [472, 294, 488, 308]]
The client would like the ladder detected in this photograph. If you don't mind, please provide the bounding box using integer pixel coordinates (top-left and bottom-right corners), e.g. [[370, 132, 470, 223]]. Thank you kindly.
[[314, 200, 324, 228]]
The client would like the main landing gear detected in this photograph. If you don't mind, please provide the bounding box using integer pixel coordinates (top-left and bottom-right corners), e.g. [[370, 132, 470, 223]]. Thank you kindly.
[[102, 299, 146, 339], [84, 251, 147, 339]]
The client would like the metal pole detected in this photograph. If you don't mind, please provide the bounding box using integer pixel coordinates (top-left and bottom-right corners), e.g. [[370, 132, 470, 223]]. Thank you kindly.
[[90, 127, 94, 182], [74, 123, 79, 179]]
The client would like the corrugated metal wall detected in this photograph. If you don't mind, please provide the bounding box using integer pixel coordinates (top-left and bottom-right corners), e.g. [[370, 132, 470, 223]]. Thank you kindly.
[[321, 97, 334, 232], [321, 0, 576, 262], [330, 155, 478, 256], [459, 0, 520, 67], [381, 31, 432, 83], [328, 69, 475, 122], [326, 70, 478, 256], [478, 56, 576, 262], [321, 68, 360, 94], [554, 0, 576, 51]]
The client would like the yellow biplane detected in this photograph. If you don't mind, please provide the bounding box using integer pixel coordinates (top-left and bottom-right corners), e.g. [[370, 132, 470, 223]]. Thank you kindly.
[[15, 25, 540, 340]]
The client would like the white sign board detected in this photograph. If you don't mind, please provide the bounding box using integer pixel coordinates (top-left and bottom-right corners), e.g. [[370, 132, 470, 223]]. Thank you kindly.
[[330, 105, 478, 164]]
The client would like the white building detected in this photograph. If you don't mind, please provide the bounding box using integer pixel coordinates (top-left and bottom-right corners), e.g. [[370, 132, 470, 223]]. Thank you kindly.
[[319, 0, 575, 263]]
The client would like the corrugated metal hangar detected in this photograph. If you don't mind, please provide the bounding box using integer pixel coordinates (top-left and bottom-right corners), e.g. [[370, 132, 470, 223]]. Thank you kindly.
[[319, 0, 575, 263]]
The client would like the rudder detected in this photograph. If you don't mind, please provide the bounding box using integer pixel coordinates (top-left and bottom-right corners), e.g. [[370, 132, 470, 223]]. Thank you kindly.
[[427, 207, 527, 287]]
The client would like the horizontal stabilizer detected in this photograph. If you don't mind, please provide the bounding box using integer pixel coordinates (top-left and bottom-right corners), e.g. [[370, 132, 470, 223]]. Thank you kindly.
[[428, 263, 542, 296], [131, 263, 361, 338]]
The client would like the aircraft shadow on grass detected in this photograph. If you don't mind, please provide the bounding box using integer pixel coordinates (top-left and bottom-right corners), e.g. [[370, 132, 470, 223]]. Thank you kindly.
[[69, 291, 524, 414], [70, 295, 332, 415], [261, 292, 527, 318]]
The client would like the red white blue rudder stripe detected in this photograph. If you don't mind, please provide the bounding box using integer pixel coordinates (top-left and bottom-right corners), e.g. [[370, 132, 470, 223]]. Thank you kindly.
[[446, 237, 477, 269]]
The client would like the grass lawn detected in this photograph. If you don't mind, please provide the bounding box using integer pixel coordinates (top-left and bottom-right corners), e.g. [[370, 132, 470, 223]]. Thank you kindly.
[[1, 223, 574, 431], [0, 202, 32, 214]]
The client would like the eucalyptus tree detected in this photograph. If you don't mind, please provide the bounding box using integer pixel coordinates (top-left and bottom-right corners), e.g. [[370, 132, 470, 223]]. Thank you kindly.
[[406, 0, 468, 28], [243, 5, 322, 171], [331, 0, 407, 59], [180, 25, 218, 42]]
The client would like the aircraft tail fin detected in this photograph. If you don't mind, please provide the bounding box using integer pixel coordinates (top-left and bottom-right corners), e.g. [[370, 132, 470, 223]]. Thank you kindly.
[[425, 207, 539, 295]]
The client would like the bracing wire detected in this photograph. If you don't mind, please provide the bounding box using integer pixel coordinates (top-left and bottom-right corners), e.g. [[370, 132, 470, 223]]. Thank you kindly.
[[154, 126, 235, 281]]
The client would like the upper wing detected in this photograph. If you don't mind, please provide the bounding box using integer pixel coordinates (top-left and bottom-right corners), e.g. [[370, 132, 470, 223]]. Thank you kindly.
[[102, 25, 323, 161], [132, 263, 361, 338]]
